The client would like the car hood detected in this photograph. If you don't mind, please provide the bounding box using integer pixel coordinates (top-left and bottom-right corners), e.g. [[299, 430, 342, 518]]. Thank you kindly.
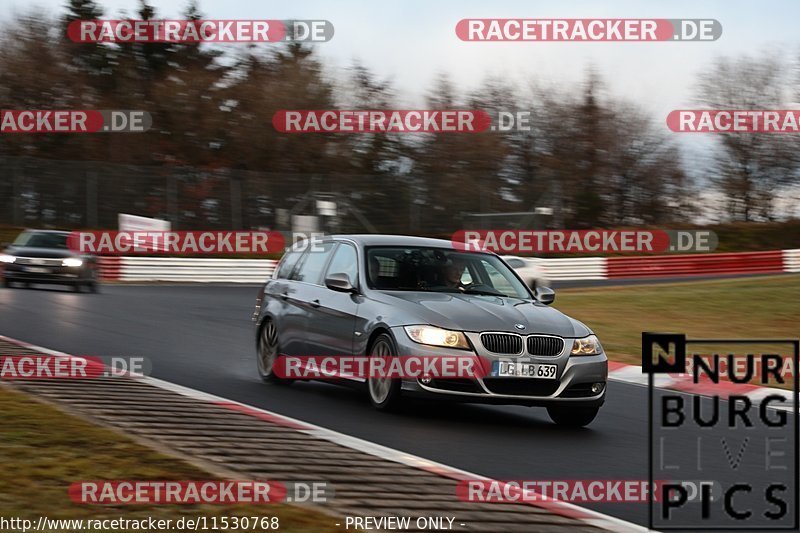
[[5, 246, 74, 258], [375, 291, 592, 338]]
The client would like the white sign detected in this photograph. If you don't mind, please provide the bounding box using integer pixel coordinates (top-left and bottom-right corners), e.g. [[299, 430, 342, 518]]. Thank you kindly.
[[118, 214, 171, 252], [292, 215, 319, 234], [316, 200, 337, 217], [118, 213, 171, 232]]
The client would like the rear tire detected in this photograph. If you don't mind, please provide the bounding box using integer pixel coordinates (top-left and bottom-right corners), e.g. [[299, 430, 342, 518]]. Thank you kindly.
[[547, 405, 600, 427], [88, 281, 99, 293], [2, 278, 11, 288], [367, 333, 402, 411], [257, 320, 292, 385], [71, 283, 82, 293]]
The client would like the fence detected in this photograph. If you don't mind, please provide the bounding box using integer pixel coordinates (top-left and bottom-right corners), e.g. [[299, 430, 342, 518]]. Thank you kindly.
[[0, 156, 528, 235]]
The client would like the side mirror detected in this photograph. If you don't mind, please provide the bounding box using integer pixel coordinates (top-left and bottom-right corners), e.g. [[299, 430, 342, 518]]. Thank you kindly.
[[534, 286, 555, 305], [325, 272, 356, 293]]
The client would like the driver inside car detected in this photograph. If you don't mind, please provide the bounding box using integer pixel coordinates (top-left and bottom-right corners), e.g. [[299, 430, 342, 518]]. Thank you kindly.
[[441, 258, 468, 289]]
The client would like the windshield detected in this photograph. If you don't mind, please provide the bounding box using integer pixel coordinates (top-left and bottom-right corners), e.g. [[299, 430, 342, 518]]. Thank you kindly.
[[366, 246, 531, 299], [12, 231, 68, 249]]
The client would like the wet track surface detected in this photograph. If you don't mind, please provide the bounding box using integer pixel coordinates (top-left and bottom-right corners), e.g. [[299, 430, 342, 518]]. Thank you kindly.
[[0, 283, 792, 527]]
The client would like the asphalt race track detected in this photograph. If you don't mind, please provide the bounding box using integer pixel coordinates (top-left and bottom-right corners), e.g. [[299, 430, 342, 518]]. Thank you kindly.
[[0, 283, 790, 527]]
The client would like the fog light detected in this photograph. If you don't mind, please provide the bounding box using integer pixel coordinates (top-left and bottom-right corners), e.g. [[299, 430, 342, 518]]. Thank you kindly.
[[591, 382, 605, 394], [420, 376, 433, 385]]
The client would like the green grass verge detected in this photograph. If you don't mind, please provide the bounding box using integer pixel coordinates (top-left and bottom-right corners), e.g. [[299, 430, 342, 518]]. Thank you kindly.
[[0, 385, 343, 532], [554, 274, 799, 369]]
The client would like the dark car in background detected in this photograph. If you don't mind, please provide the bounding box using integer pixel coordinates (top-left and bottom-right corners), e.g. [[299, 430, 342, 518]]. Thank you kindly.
[[0, 230, 99, 292], [253, 235, 607, 427]]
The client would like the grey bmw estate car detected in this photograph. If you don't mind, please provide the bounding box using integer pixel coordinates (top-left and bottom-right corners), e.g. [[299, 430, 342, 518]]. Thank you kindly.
[[253, 235, 607, 427]]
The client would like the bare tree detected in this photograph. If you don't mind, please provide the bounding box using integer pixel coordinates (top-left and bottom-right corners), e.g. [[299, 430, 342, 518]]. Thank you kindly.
[[694, 53, 799, 221]]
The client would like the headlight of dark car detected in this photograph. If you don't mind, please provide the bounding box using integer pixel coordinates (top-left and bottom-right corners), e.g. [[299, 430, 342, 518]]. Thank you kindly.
[[404, 325, 471, 350], [0, 254, 16, 264], [570, 334, 603, 356]]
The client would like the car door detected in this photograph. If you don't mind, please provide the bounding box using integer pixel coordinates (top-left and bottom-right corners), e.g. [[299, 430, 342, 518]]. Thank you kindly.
[[286, 241, 337, 356], [264, 248, 307, 356], [304, 242, 360, 358]]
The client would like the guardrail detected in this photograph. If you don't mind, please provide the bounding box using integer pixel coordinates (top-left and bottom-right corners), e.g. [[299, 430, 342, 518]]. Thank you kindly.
[[606, 250, 785, 279], [539, 257, 606, 280], [784, 249, 800, 273], [99, 257, 277, 282], [98, 250, 798, 283]]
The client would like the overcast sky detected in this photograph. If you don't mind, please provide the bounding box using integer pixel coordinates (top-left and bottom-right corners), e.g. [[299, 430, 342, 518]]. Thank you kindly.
[[2, 0, 799, 170], [3, 1, 797, 107]]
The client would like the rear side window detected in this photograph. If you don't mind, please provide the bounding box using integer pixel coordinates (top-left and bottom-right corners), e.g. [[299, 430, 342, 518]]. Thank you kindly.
[[291, 242, 335, 284], [275, 250, 302, 279], [325, 243, 359, 286], [505, 258, 524, 269]]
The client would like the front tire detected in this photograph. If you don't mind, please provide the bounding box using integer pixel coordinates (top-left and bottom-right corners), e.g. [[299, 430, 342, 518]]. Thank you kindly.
[[547, 405, 600, 427], [257, 320, 291, 384], [367, 333, 402, 411]]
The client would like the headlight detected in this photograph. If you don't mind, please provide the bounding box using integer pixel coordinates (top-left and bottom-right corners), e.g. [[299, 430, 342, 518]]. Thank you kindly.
[[62, 258, 83, 267], [571, 335, 602, 356], [404, 325, 471, 350], [0, 254, 15, 264]]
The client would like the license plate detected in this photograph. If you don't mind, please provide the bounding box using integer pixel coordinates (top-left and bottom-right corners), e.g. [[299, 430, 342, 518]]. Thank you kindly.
[[494, 361, 558, 379], [24, 267, 50, 273]]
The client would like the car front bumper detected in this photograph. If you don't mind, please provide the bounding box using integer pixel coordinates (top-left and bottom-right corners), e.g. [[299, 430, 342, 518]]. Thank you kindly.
[[2, 263, 88, 284], [390, 327, 607, 407]]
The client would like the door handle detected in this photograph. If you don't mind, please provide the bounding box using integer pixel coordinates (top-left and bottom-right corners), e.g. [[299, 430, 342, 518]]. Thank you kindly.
[[310, 299, 320, 308]]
